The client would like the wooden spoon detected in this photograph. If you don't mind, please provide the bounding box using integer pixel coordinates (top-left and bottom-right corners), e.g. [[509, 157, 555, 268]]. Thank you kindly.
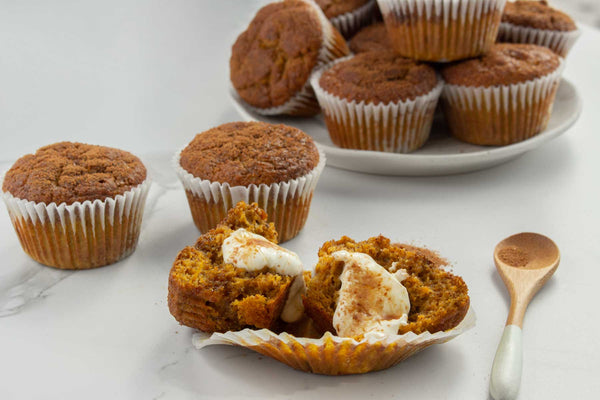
[[489, 232, 560, 400]]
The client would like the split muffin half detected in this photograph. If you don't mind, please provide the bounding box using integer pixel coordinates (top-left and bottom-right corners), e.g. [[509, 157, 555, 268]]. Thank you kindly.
[[303, 235, 470, 338], [168, 202, 307, 333]]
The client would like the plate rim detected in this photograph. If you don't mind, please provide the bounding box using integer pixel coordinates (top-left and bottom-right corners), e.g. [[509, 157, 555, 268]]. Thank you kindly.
[[229, 78, 582, 173]]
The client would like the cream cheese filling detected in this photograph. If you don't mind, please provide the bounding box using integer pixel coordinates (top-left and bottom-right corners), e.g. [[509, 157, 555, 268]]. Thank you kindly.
[[332, 250, 411, 338], [222, 228, 305, 323]]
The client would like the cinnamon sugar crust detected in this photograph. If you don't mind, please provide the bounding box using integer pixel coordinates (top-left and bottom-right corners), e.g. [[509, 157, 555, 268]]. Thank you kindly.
[[502, 1, 576, 32], [230, 1, 323, 109], [179, 122, 319, 187], [441, 43, 561, 87], [2, 142, 146, 205], [349, 23, 392, 54], [319, 51, 437, 104], [315, 0, 370, 18]]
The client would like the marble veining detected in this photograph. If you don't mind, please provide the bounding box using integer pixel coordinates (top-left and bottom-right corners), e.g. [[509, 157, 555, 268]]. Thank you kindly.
[[0, 266, 72, 317]]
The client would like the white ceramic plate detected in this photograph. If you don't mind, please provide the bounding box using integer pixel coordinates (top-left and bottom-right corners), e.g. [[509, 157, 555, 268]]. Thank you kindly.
[[229, 79, 582, 176]]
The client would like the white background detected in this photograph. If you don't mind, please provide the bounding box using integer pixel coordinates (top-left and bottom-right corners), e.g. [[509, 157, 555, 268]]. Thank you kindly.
[[1, 1, 600, 399]]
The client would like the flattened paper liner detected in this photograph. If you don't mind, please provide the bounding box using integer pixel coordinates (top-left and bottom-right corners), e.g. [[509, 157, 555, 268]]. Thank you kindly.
[[193, 307, 475, 375], [1, 179, 151, 269], [243, 0, 349, 116], [311, 56, 443, 153], [173, 147, 326, 242], [497, 22, 580, 58], [442, 60, 564, 145], [377, 0, 507, 62]]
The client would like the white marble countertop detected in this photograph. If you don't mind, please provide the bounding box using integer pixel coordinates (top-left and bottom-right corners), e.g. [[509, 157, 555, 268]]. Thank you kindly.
[[1, 1, 600, 399]]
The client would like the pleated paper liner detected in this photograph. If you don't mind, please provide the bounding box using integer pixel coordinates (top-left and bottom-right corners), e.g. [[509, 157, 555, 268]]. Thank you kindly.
[[497, 22, 581, 58], [242, 0, 349, 117], [1, 179, 151, 270], [329, 0, 378, 39], [173, 147, 326, 243], [377, 0, 507, 62], [311, 56, 443, 153], [193, 307, 475, 375], [442, 60, 565, 146]]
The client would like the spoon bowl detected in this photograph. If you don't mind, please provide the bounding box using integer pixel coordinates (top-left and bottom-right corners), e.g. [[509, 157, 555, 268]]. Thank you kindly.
[[495, 232, 560, 271], [489, 232, 560, 400]]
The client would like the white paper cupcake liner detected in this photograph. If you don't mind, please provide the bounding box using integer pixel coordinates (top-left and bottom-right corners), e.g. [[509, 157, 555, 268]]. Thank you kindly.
[[330, 0, 378, 38], [245, 0, 349, 116], [311, 56, 443, 153], [192, 306, 475, 375], [1, 179, 151, 269], [173, 146, 326, 243], [497, 22, 580, 58], [442, 60, 565, 145], [377, 0, 507, 62]]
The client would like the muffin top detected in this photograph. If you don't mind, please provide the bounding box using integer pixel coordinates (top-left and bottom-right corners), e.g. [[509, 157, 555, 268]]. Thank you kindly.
[[349, 23, 391, 54], [230, 0, 323, 109], [502, 1, 577, 32], [318, 51, 438, 104], [315, 0, 371, 18], [2, 142, 146, 205], [441, 43, 561, 87], [179, 121, 320, 187]]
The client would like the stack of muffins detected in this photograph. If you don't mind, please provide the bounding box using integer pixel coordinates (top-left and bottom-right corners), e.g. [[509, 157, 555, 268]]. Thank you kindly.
[[231, 0, 579, 150]]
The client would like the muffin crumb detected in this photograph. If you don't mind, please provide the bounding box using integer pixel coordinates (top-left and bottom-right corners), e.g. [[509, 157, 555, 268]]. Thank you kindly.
[[169, 202, 299, 333], [303, 236, 470, 336]]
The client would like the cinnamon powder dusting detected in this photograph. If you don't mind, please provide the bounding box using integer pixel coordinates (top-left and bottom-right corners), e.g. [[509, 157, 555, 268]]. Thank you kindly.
[[395, 243, 449, 269], [498, 247, 530, 268]]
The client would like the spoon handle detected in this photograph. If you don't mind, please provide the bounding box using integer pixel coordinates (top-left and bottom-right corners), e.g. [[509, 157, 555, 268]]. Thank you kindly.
[[490, 325, 523, 400]]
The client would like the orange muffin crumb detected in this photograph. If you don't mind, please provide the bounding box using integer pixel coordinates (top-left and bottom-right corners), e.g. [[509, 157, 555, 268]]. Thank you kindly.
[[168, 202, 295, 333], [303, 236, 470, 336]]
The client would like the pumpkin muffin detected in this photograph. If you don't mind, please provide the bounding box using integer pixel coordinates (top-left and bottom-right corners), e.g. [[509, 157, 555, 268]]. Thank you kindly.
[[377, 0, 507, 62], [316, 0, 377, 38], [1, 142, 150, 269], [497, 0, 580, 57], [441, 43, 563, 146], [168, 202, 308, 333], [303, 235, 470, 337], [174, 121, 325, 242], [349, 23, 392, 54], [192, 232, 475, 375], [311, 51, 442, 153], [230, 0, 349, 116]]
